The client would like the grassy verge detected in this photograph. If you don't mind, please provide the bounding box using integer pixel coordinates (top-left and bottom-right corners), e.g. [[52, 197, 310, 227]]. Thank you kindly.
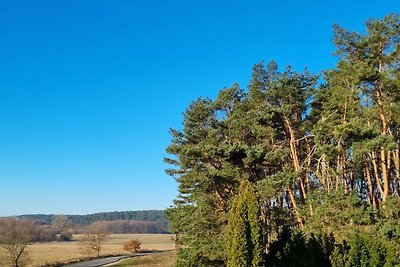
[[111, 251, 176, 267]]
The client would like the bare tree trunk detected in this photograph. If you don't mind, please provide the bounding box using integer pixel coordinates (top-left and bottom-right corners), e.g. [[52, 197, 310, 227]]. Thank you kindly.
[[214, 189, 226, 210], [321, 155, 330, 193], [376, 56, 390, 136], [287, 188, 303, 228], [365, 167, 376, 208], [335, 154, 340, 192], [376, 58, 392, 202], [370, 151, 384, 199], [342, 155, 348, 193], [284, 117, 306, 200], [395, 143, 400, 195], [381, 148, 390, 202], [349, 169, 355, 191], [305, 143, 314, 192], [395, 143, 400, 181]]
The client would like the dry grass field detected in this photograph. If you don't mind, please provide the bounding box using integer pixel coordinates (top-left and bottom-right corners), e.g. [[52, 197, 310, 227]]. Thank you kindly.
[[0, 234, 174, 267], [111, 251, 176, 267]]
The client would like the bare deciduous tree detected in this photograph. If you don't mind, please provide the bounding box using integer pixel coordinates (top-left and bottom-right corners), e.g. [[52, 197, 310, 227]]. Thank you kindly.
[[0, 218, 36, 267], [51, 215, 72, 241], [79, 225, 109, 258]]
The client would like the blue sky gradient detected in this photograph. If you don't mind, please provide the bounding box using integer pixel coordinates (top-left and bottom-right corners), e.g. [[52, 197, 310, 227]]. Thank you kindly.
[[0, 0, 398, 216]]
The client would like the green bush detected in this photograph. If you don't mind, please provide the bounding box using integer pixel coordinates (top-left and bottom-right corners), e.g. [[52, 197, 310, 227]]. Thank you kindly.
[[330, 232, 400, 267], [266, 228, 333, 267]]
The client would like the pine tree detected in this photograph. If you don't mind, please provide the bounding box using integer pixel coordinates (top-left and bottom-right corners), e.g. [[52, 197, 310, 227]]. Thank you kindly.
[[165, 13, 400, 266], [330, 14, 400, 203]]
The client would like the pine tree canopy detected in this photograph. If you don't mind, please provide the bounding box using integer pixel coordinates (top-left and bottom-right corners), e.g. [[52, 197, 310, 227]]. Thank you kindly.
[[165, 13, 400, 267]]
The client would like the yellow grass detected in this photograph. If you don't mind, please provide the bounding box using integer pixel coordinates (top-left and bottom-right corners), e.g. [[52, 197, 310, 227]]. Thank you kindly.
[[111, 251, 176, 267], [0, 234, 174, 267]]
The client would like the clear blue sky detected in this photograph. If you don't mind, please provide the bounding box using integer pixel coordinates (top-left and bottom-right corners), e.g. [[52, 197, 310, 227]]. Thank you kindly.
[[0, 0, 398, 216]]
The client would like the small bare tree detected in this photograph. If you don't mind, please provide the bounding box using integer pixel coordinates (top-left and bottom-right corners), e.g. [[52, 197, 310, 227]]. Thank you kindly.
[[0, 218, 36, 267], [122, 239, 141, 253], [51, 215, 72, 241], [80, 225, 109, 258]]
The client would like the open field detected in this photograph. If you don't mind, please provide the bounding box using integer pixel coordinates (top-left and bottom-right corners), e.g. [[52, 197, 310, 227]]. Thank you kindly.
[[0, 234, 174, 267], [111, 251, 176, 267]]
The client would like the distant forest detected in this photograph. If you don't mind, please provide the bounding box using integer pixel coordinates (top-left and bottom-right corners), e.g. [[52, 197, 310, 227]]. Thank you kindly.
[[14, 210, 170, 233]]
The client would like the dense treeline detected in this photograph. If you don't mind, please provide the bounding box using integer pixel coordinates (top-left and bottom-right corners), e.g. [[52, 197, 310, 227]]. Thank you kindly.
[[70, 210, 169, 228], [13, 210, 168, 229], [165, 14, 400, 266], [88, 220, 169, 234]]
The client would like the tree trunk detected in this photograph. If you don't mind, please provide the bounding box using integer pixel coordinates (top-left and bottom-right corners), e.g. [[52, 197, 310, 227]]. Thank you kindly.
[[370, 151, 384, 199], [365, 167, 376, 208], [284, 117, 306, 200], [335, 154, 340, 192], [320, 154, 330, 192], [341, 155, 348, 193], [305, 143, 314, 192], [214, 188, 226, 210], [287, 188, 303, 228], [381, 147, 390, 202], [395, 143, 400, 195], [349, 169, 355, 191], [376, 58, 391, 203]]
